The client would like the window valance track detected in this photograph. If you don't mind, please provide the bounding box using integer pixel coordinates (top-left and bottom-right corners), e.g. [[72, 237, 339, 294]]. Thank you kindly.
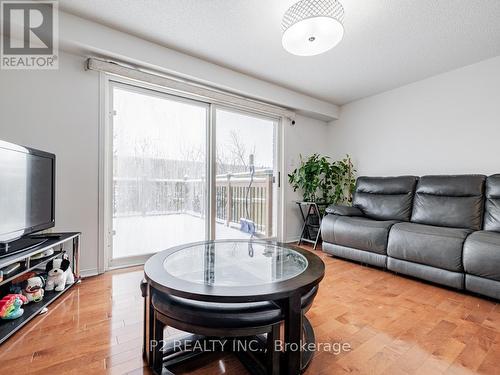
[[86, 57, 295, 120]]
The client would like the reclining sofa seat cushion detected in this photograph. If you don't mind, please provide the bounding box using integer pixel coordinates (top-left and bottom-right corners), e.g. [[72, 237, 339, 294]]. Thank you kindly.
[[464, 231, 500, 281], [321, 176, 418, 268], [388, 223, 471, 272], [387, 175, 486, 289], [463, 175, 500, 299], [322, 215, 398, 255]]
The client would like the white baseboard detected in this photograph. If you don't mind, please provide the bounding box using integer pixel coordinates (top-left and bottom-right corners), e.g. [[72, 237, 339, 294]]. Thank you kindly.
[[80, 268, 99, 278]]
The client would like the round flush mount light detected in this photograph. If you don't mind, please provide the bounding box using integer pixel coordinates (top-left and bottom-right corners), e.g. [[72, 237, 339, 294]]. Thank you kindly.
[[282, 0, 345, 57]]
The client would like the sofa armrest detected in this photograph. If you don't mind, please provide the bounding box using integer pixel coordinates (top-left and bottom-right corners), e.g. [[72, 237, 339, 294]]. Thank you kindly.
[[325, 205, 364, 217]]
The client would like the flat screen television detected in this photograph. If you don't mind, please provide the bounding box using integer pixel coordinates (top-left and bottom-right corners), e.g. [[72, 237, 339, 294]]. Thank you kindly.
[[0, 140, 55, 252]]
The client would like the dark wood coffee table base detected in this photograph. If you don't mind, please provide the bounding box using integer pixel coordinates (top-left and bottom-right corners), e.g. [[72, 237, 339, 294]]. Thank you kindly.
[[147, 317, 316, 375]]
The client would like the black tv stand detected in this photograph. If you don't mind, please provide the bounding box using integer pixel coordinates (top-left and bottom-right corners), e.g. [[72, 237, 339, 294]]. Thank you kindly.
[[0, 238, 49, 258], [0, 232, 81, 345]]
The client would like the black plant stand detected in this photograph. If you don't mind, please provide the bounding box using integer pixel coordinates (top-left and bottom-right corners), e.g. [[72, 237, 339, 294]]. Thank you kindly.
[[296, 201, 329, 250]]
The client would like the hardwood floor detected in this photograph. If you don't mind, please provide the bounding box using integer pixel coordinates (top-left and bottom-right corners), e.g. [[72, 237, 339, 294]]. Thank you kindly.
[[1, 244, 499, 374]]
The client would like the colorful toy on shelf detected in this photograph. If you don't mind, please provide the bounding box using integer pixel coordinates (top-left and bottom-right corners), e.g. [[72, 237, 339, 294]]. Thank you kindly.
[[0, 294, 28, 320], [22, 276, 45, 303]]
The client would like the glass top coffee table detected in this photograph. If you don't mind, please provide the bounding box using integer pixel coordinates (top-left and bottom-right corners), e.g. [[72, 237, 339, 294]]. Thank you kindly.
[[163, 241, 308, 287], [143, 239, 325, 374]]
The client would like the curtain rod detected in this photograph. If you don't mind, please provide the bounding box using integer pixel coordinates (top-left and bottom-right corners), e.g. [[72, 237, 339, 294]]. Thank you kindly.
[[86, 57, 296, 120]]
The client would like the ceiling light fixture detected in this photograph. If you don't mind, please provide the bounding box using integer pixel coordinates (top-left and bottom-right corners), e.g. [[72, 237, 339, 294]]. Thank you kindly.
[[282, 0, 345, 57]]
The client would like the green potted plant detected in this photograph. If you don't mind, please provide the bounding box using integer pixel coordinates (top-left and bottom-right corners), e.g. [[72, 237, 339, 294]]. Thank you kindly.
[[288, 154, 356, 204]]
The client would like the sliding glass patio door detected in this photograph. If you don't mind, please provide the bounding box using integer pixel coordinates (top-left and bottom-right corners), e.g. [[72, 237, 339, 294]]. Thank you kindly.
[[106, 81, 281, 267], [110, 84, 209, 262], [214, 108, 278, 240]]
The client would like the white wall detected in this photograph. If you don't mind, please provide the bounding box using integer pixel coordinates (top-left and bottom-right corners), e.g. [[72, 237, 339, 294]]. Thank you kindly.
[[328, 56, 500, 176], [283, 115, 330, 242], [0, 52, 329, 274], [0, 52, 100, 275]]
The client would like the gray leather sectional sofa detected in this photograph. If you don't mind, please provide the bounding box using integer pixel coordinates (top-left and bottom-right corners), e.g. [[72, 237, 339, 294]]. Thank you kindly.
[[321, 174, 500, 300]]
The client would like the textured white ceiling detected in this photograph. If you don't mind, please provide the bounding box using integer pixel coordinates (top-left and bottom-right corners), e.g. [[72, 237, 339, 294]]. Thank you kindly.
[[58, 0, 500, 105]]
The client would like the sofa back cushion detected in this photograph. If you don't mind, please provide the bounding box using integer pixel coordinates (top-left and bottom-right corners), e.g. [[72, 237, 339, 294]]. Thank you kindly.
[[411, 175, 485, 230], [484, 174, 500, 232], [353, 176, 418, 221]]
